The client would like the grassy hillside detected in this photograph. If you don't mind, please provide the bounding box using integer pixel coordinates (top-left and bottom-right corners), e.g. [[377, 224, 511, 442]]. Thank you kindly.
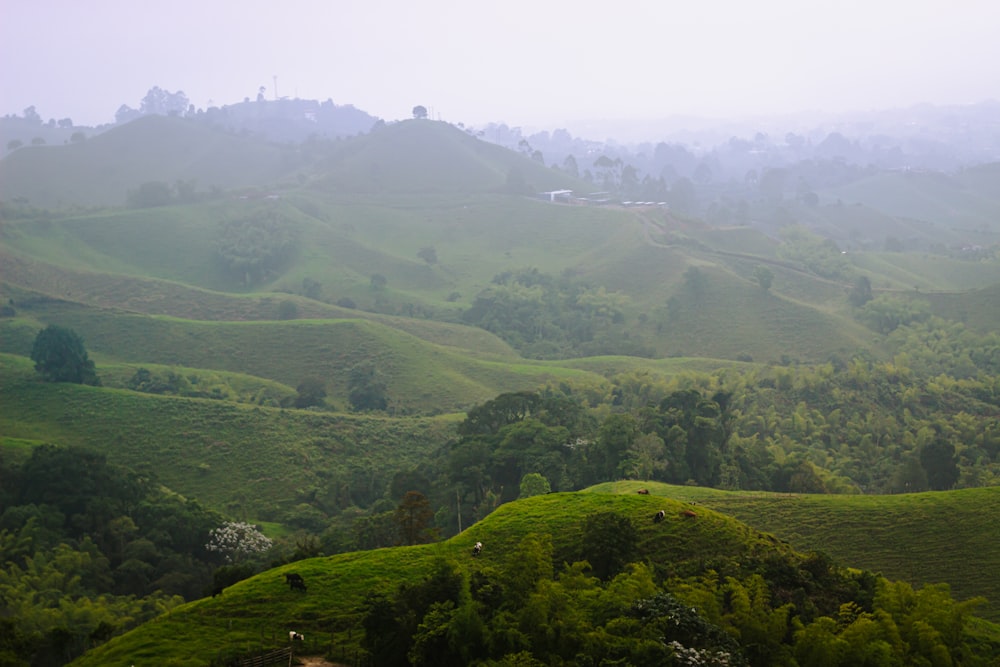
[[68, 492, 796, 666], [821, 168, 1000, 233], [850, 251, 1000, 291], [0, 115, 298, 208], [923, 281, 1000, 333], [314, 118, 584, 194], [0, 301, 601, 413], [0, 354, 457, 516], [589, 481, 1000, 621], [4, 117, 995, 367]]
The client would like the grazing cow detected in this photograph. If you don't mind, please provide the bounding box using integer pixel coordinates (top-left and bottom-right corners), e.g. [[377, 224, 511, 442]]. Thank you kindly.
[[289, 631, 305, 641], [284, 573, 304, 587], [681, 509, 697, 518], [637, 489, 650, 495], [472, 541, 483, 557], [289, 578, 307, 592], [211, 585, 224, 598], [653, 510, 665, 523]]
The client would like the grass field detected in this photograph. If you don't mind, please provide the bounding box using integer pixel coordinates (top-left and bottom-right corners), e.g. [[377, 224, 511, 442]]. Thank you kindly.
[[0, 354, 459, 515], [588, 480, 1000, 621]]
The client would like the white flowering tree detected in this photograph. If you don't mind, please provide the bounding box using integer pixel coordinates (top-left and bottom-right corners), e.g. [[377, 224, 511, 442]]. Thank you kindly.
[[205, 521, 273, 563]]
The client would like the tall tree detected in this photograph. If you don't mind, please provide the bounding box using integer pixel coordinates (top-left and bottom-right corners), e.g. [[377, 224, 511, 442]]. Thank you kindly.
[[348, 361, 389, 411], [920, 439, 959, 491], [30, 325, 100, 385], [394, 491, 436, 545]]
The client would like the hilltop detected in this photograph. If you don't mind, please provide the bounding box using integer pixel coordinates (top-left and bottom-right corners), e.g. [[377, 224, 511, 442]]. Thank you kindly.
[[0, 115, 302, 208], [68, 491, 999, 666]]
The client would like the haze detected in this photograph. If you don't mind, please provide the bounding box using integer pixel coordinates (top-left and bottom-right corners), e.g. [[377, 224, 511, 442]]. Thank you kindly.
[[3, 0, 999, 130]]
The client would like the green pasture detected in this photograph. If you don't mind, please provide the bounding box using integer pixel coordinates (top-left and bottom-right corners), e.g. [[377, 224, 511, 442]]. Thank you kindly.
[[0, 354, 459, 516], [590, 481, 1000, 621], [0, 304, 601, 413]]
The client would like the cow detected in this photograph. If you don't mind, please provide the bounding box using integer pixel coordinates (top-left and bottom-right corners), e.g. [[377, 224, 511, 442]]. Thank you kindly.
[[653, 510, 665, 523], [681, 509, 697, 518], [472, 541, 483, 557], [637, 488, 650, 495], [211, 586, 224, 598], [289, 631, 305, 641], [285, 573, 307, 592]]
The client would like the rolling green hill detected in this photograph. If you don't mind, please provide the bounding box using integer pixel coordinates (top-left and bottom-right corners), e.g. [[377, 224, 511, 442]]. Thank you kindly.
[[314, 118, 584, 194], [4, 117, 996, 368], [0, 115, 300, 208], [0, 354, 458, 515], [0, 299, 600, 414], [589, 481, 1000, 621], [923, 281, 1000, 332], [63, 493, 819, 665], [821, 168, 1000, 234], [68, 490, 1000, 666]]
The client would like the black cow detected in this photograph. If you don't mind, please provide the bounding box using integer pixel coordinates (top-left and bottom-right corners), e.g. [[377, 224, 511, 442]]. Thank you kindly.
[[285, 573, 307, 592], [653, 510, 665, 523]]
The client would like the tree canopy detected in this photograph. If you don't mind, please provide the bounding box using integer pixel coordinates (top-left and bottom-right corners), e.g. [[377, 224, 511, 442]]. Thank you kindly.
[[30, 325, 100, 385]]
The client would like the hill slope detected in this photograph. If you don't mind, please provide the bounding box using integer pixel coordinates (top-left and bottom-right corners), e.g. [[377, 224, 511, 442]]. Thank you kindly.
[[65, 493, 805, 665], [0, 115, 298, 207], [590, 481, 1000, 621]]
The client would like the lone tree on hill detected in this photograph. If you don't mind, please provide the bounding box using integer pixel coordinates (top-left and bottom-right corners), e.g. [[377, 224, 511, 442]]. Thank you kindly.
[[412, 105, 428, 119], [30, 325, 100, 385], [347, 361, 389, 411]]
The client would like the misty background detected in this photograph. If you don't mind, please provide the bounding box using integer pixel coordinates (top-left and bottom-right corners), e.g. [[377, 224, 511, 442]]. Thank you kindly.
[[3, 0, 999, 134]]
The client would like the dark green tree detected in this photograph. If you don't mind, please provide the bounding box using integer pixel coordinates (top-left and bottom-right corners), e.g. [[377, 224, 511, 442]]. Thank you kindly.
[[394, 491, 436, 545], [127, 181, 173, 208], [30, 325, 100, 385], [293, 377, 326, 408], [348, 361, 389, 411], [920, 439, 959, 491], [580, 511, 638, 580], [417, 246, 438, 265], [848, 275, 873, 307], [753, 265, 774, 291], [412, 105, 428, 119]]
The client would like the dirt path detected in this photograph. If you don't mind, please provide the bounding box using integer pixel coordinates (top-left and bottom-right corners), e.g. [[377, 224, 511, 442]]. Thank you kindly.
[[296, 657, 345, 667]]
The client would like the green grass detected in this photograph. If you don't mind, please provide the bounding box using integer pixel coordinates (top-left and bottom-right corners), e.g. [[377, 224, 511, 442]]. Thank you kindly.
[[588, 481, 1000, 621], [923, 282, 1000, 333], [0, 305, 601, 413], [0, 354, 458, 516], [68, 492, 791, 666]]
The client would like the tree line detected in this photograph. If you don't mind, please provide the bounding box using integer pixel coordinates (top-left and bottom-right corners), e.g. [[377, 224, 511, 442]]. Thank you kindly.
[[356, 517, 990, 666]]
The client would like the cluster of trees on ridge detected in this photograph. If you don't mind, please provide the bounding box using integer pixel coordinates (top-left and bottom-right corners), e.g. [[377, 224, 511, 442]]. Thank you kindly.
[[358, 529, 990, 666]]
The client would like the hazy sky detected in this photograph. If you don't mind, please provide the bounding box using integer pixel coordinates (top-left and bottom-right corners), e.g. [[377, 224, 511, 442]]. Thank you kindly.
[[3, 0, 998, 129]]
